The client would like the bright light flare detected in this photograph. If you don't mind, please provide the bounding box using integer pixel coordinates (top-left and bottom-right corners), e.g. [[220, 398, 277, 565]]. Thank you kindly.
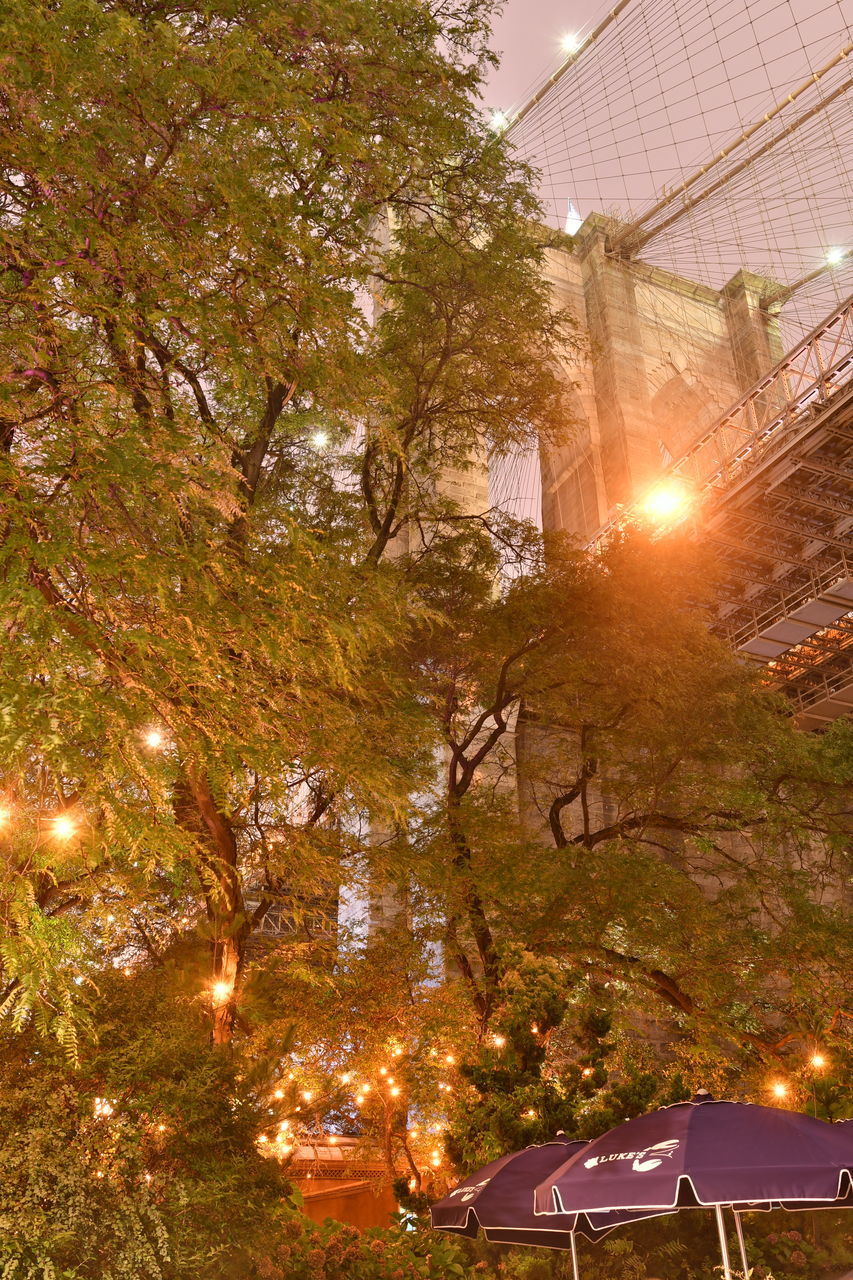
[[638, 479, 691, 525], [771, 1081, 788, 1098], [811, 1053, 826, 1069], [143, 727, 165, 749], [52, 813, 77, 841], [0, 804, 11, 828], [560, 31, 581, 53], [488, 110, 508, 133], [826, 247, 847, 266], [311, 429, 329, 449], [211, 980, 233, 1005]]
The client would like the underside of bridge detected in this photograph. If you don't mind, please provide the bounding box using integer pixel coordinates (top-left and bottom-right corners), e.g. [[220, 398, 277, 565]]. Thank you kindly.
[[644, 298, 853, 729]]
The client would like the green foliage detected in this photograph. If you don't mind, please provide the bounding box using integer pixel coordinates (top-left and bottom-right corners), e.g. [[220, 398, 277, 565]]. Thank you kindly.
[[0, 965, 288, 1279]]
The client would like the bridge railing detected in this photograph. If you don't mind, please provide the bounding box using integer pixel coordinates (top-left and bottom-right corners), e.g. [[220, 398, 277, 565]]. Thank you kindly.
[[672, 295, 853, 498], [591, 294, 853, 544]]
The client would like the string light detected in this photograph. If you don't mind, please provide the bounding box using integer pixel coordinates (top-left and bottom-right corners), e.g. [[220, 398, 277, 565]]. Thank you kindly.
[[582, 1067, 594, 1078], [811, 1053, 826, 1068], [492, 1034, 506, 1049], [340, 1072, 351, 1083], [51, 813, 76, 841], [771, 1082, 788, 1098], [143, 727, 165, 749], [390, 1085, 401, 1097], [274, 1089, 284, 1099], [258, 1134, 268, 1144], [301, 1090, 313, 1102]]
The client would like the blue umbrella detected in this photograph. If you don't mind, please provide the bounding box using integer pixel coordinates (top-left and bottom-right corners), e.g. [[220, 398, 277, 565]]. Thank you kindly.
[[533, 1094, 853, 1279], [431, 1135, 674, 1280]]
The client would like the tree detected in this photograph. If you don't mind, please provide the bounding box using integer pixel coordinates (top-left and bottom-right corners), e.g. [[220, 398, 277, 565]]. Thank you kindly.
[[0, 0, 571, 1042], [400, 525, 851, 1065]]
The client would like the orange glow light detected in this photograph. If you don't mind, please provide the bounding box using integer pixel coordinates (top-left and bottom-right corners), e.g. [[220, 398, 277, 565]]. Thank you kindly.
[[211, 981, 232, 1004], [52, 813, 77, 840], [638, 479, 691, 525]]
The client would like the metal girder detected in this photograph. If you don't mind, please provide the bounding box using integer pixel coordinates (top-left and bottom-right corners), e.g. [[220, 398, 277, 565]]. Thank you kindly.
[[792, 456, 853, 484], [774, 484, 853, 520], [720, 508, 849, 551]]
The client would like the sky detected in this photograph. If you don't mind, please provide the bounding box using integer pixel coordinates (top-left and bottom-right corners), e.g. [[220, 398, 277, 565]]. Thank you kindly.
[[480, 0, 852, 339]]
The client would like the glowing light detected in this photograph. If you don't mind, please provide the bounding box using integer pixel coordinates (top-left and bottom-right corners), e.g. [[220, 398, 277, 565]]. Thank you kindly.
[[492, 1034, 506, 1049], [582, 1067, 593, 1078], [408, 1177, 417, 1190], [0, 804, 11, 827], [258, 1134, 268, 1144], [390, 1085, 401, 1097], [811, 1053, 825, 1068], [771, 1082, 788, 1098], [93, 1097, 114, 1118], [531, 1023, 539, 1034], [145, 1172, 152, 1184], [638, 478, 691, 525], [329, 1135, 338, 1145], [51, 813, 76, 841], [488, 110, 508, 133], [826, 247, 846, 266], [157, 1124, 166, 1132], [143, 727, 165, 749], [274, 1089, 284, 1099], [123, 967, 131, 977], [445, 1054, 455, 1065], [211, 981, 232, 1005], [355, 1096, 364, 1106], [361, 1083, 371, 1094], [560, 31, 581, 53], [302, 1090, 313, 1102], [379, 1067, 387, 1076], [311, 429, 329, 449], [340, 1072, 351, 1083], [392, 1048, 403, 1058]]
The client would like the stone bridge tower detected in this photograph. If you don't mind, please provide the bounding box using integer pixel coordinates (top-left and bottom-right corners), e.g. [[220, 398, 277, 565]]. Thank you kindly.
[[539, 213, 785, 540]]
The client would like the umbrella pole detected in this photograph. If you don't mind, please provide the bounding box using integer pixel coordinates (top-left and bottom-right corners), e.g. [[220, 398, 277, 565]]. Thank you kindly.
[[733, 1211, 750, 1276], [569, 1231, 580, 1280], [714, 1204, 734, 1280]]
